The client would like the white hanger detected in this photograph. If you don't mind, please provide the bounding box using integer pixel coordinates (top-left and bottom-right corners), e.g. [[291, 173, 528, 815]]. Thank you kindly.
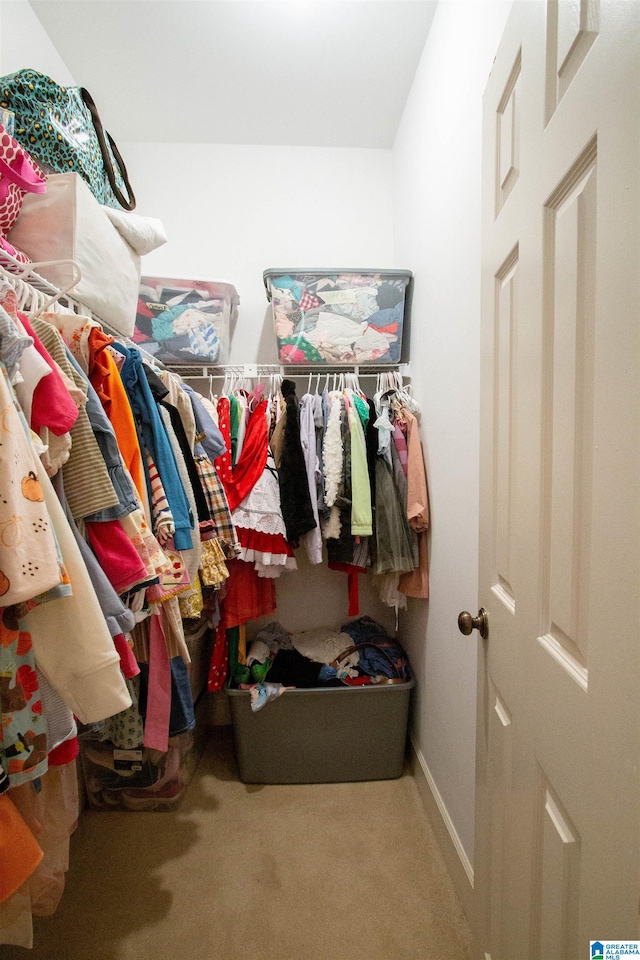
[[15, 260, 83, 318]]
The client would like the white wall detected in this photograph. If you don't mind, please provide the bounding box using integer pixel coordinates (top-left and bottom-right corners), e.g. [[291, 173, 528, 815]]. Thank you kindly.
[[0, 0, 75, 82], [122, 140, 397, 636], [119, 141, 395, 365], [393, 0, 512, 868]]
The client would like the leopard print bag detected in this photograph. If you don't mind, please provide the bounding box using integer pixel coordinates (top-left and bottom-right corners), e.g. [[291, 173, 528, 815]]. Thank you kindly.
[[0, 68, 136, 211]]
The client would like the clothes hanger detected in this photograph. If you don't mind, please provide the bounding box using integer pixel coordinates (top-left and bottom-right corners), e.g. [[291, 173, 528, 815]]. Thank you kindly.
[[14, 277, 34, 312], [394, 371, 419, 414], [17, 260, 83, 319]]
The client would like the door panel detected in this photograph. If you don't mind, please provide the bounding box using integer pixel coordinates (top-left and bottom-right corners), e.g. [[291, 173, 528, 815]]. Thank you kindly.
[[476, 2, 639, 957], [492, 245, 519, 614], [541, 139, 597, 686], [545, 0, 599, 118], [532, 775, 581, 960]]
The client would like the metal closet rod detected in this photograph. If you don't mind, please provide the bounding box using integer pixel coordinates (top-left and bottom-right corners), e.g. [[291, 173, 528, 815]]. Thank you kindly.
[[175, 362, 412, 380]]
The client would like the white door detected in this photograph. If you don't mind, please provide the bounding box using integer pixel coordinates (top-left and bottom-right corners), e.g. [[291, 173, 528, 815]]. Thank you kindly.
[[473, 2, 640, 958]]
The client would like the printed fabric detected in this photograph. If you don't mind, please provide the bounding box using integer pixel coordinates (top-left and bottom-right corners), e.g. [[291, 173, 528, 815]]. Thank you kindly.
[[200, 537, 229, 588], [0, 606, 48, 789], [194, 454, 240, 558], [146, 450, 175, 545], [32, 318, 120, 521], [0, 360, 65, 605]]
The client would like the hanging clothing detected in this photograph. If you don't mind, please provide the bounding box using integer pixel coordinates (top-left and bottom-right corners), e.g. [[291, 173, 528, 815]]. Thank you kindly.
[[52, 472, 136, 641], [0, 607, 49, 790], [322, 390, 344, 539], [157, 370, 197, 450], [299, 393, 323, 565], [114, 342, 194, 551], [373, 443, 419, 576], [18, 315, 78, 438], [86, 326, 146, 505], [64, 349, 140, 523], [33, 319, 121, 521], [348, 395, 373, 537], [276, 379, 316, 543], [221, 559, 276, 629], [181, 383, 226, 462], [215, 397, 269, 512], [232, 452, 296, 578], [0, 362, 65, 606], [25, 463, 132, 724], [194, 455, 240, 558]]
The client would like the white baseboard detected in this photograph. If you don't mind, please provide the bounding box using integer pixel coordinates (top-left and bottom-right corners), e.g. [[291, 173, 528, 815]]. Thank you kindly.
[[408, 729, 475, 925]]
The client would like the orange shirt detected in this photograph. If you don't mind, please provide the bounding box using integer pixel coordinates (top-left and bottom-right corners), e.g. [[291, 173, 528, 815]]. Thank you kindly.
[[88, 328, 145, 502]]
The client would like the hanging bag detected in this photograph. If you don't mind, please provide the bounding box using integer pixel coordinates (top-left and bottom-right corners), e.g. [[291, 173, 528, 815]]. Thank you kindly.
[[0, 124, 47, 235], [0, 123, 47, 267], [0, 69, 136, 211]]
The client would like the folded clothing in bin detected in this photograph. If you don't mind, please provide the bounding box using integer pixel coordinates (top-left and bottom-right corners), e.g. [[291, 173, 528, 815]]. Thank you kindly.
[[264, 268, 412, 365], [135, 276, 238, 365], [231, 617, 410, 692]]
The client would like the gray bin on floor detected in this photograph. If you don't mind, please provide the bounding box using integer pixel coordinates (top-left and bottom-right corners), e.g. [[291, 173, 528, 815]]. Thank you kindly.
[[227, 672, 414, 784]]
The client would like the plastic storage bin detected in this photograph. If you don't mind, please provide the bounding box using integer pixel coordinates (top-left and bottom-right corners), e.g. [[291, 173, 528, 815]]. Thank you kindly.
[[227, 670, 414, 784], [78, 623, 214, 812], [134, 276, 238, 366], [263, 268, 412, 365], [79, 698, 209, 812]]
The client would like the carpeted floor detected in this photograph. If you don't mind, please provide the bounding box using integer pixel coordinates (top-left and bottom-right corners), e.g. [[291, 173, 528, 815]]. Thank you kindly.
[[4, 727, 472, 960]]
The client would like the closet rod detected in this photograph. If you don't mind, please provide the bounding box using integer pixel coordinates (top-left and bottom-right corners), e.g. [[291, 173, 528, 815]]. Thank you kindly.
[[174, 362, 412, 380]]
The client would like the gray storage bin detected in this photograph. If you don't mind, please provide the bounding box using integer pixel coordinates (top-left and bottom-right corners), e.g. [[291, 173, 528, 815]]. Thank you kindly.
[[263, 267, 413, 365], [227, 671, 414, 784]]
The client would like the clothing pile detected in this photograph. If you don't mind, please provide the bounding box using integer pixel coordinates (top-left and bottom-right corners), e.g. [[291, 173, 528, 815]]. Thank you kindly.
[[0, 287, 238, 947], [134, 277, 238, 365], [229, 617, 411, 710], [266, 271, 410, 364]]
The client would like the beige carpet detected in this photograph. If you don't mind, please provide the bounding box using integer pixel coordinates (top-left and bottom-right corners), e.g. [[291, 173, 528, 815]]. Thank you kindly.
[[4, 727, 472, 960]]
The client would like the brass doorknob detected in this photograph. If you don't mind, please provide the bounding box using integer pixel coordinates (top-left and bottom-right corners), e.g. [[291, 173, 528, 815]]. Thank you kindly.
[[458, 608, 489, 640]]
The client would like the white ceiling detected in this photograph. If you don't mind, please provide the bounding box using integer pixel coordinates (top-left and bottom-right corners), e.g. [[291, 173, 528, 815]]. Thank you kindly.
[[28, 0, 436, 149]]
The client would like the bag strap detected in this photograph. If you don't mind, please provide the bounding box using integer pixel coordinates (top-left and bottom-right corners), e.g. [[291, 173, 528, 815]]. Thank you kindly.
[[80, 87, 136, 211], [0, 154, 47, 195], [334, 642, 403, 679]]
